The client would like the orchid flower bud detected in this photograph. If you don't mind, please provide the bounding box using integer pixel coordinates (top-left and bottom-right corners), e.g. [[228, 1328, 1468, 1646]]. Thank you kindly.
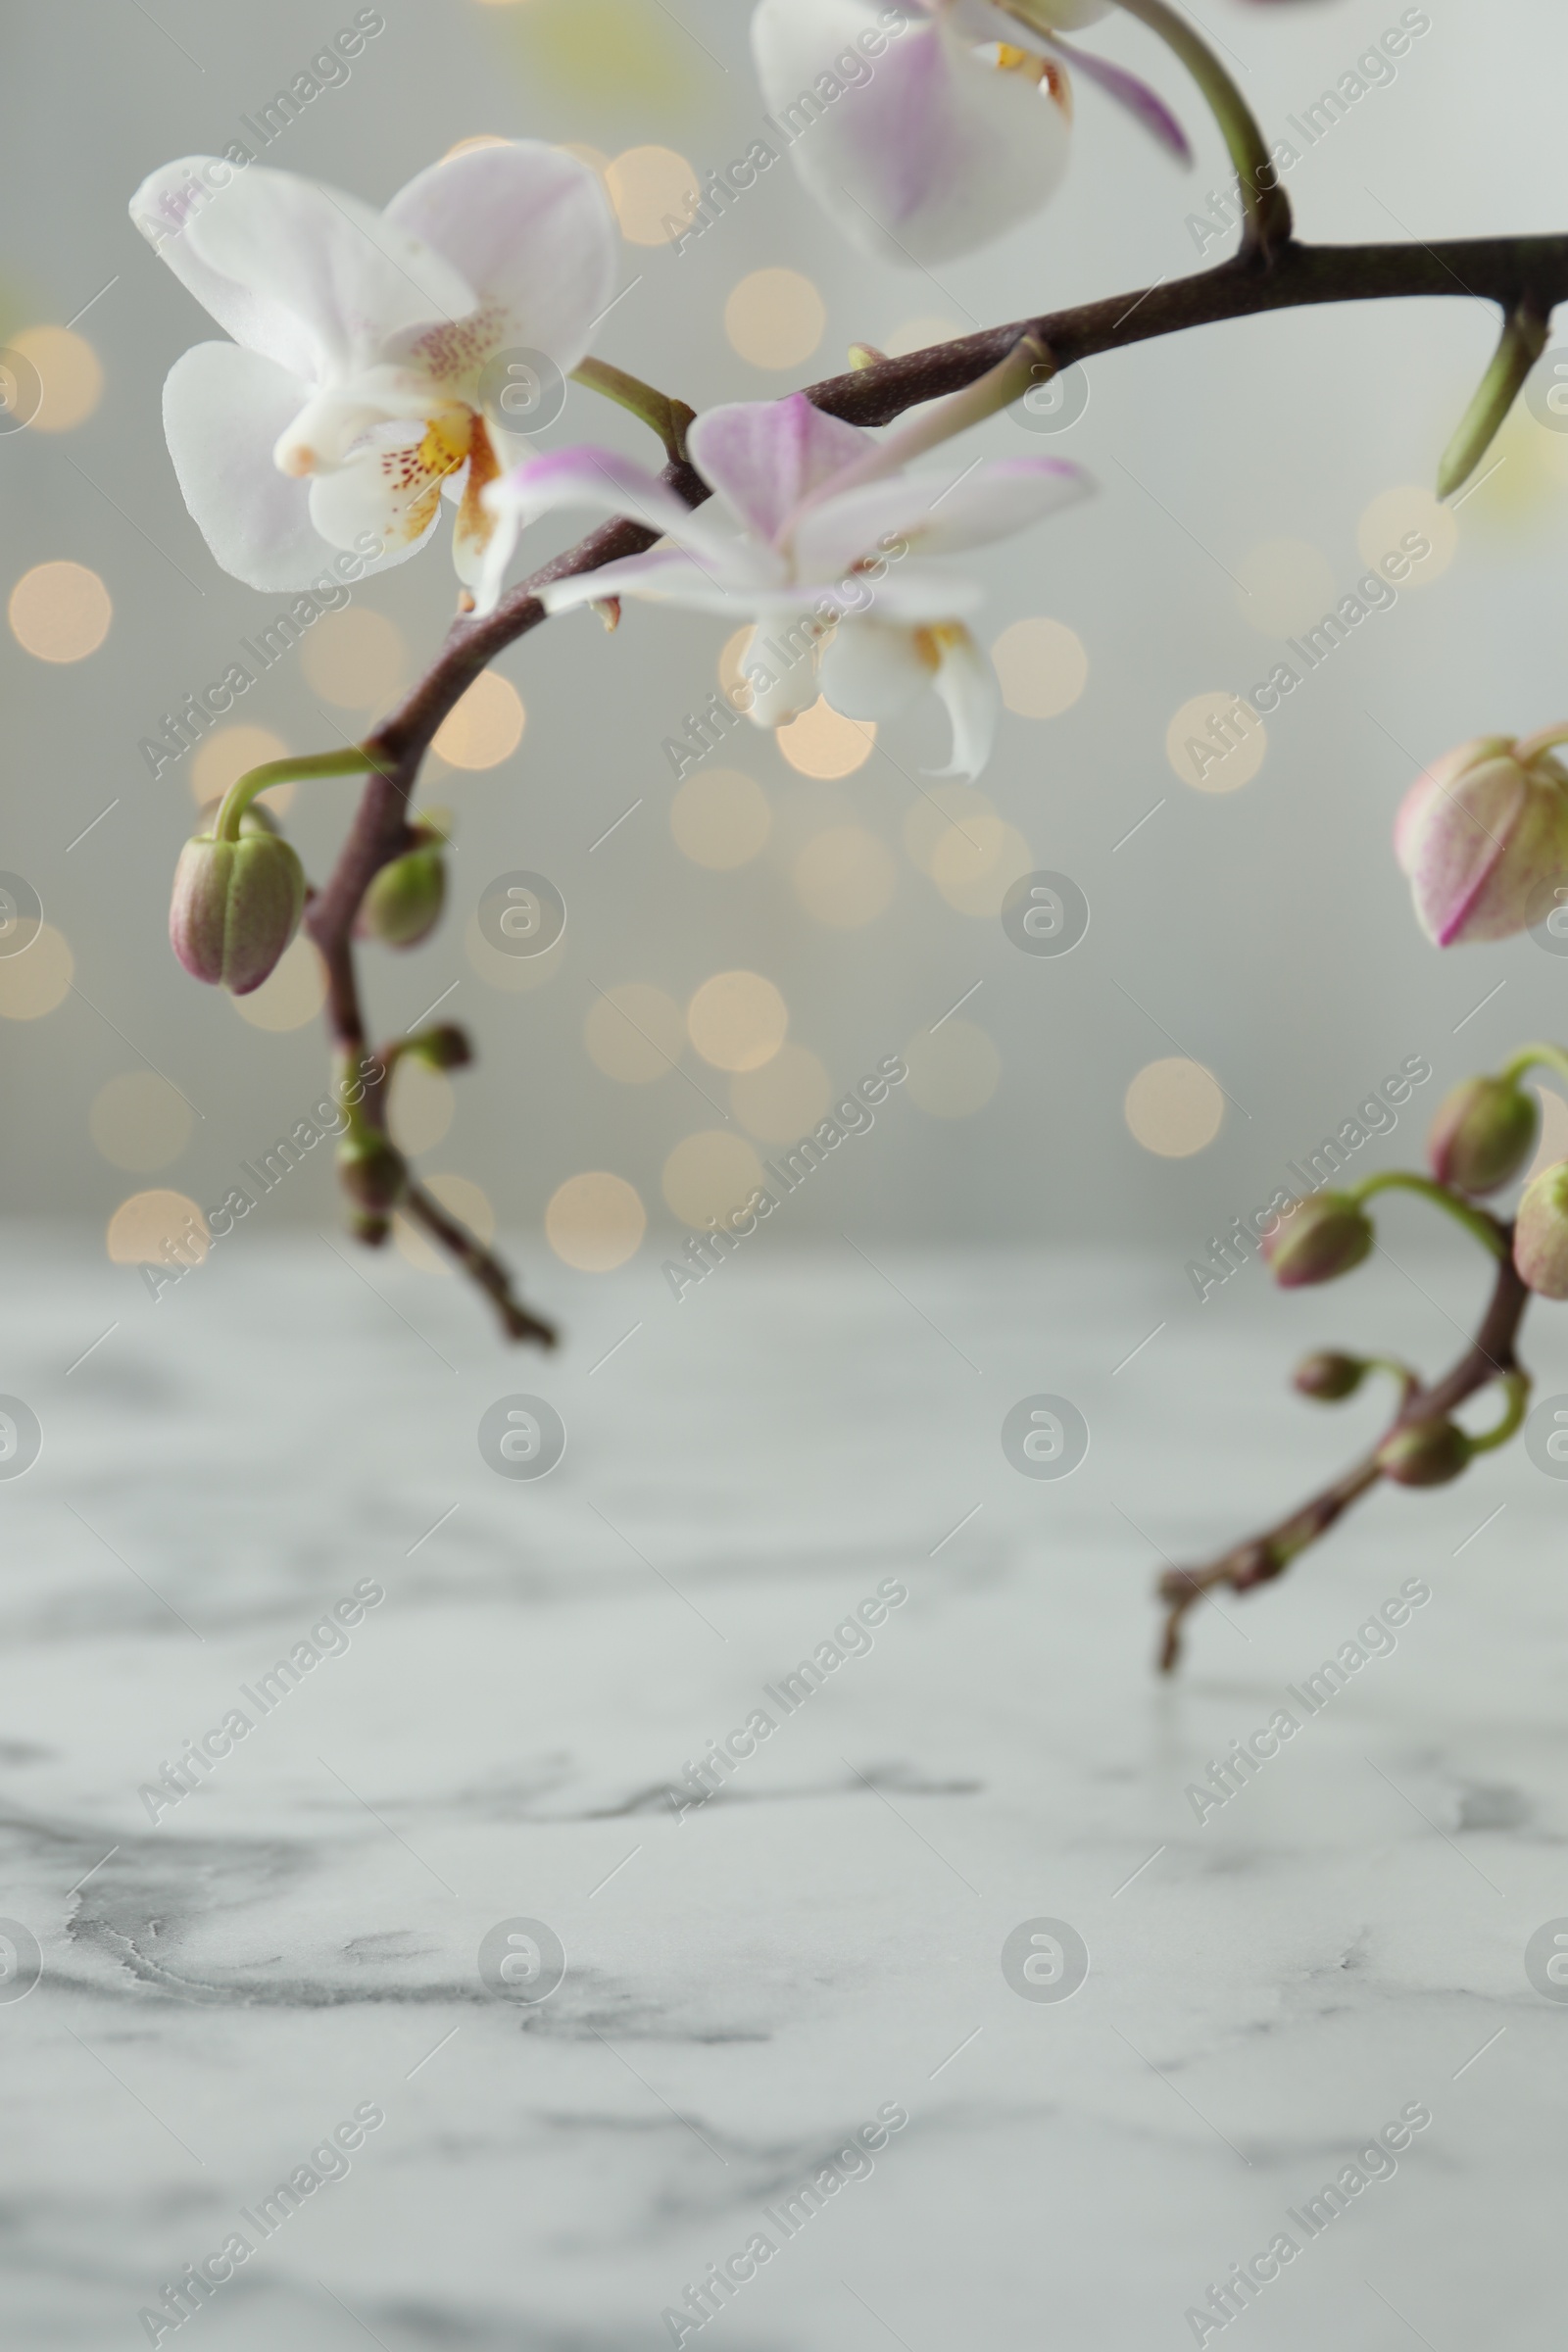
[[357, 845, 445, 949], [1293, 1350, 1366, 1401], [1375, 1419, 1472, 1487], [1395, 732, 1568, 946], [169, 828, 305, 996], [1514, 1160, 1568, 1298], [337, 1131, 406, 1213], [409, 1023, 472, 1071], [1261, 1194, 1374, 1288], [1426, 1075, 1539, 1195]]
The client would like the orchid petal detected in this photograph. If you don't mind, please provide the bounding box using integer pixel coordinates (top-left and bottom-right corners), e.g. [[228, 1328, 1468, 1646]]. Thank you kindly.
[[165, 165, 476, 383], [752, 0, 1071, 265], [928, 624, 1001, 778], [793, 455, 1090, 578], [162, 341, 343, 592], [384, 143, 618, 388], [688, 395, 870, 544], [818, 618, 934, 723], [306, 423, 458, 573], [1045, 34, 1193, 161], [131, 159, 322, 382], [539, 548, 788, 620]]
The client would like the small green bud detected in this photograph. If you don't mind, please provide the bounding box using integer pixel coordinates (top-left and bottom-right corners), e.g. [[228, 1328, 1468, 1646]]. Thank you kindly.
[[1426, 1075, 1539, 1195], [409, 1022, 472, 1071], [1293, 1350, 1366, 1402], [337, 1130, 406, 1212], [1515, 1159, 1568, 1298], [357, 847, 445, 949], [350, 1211, 391, 1248], [1261, 1194, 1374, 1288], [169, 830, 305, 996], [1376, 1419, 1472, 1487]]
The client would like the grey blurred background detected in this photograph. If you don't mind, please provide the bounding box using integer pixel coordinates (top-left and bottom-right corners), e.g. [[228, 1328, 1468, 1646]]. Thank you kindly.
[[4, 0, 1566, 1283]]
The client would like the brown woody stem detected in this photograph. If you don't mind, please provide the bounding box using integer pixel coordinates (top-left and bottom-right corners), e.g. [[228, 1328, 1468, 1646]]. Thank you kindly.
[[304, 229, 1568, 1340], [1156, 1235, 1532, 1673]]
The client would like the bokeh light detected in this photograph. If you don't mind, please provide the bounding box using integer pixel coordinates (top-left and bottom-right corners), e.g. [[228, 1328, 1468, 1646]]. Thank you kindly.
[[1124, 1056, 1224, 1155], [793, 825, 896, 926], [687, 970, 787, 1072], [107, 1190, 208, 1266], [585, 981, 685, 1082], [230, 936, 327, 1031], [9, 561, 111, 662], [929, 815, 1032, 917], [0, 922, 73, 1017], [990, 617, 1087, 718], [662, 1130, 766, 1227], [1165, 692, 1266, 793], [776, 698, 874, 778], [903, 1020, 1001, 1118], [730, 1044, 832, 1143], [13, 325, 102, 432], [89, 1072, 192, 1172], [606, 146, 699, 244], [903, 782, 995, 875], [725, 269, 826, 369], [191, 724, 290, 812], [431, 671, 524, 768], [670, 767, 771, 868], [301, 608, 407, 710], [545, 1171, 646, 1270], [1355, 485, 1456, 582]]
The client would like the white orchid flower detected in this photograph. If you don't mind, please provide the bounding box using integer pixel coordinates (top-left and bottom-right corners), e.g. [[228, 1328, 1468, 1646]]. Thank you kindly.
[[128, 145, 617, 593], [751, 0, 1189, 265], [476, 392, 1089, 778]]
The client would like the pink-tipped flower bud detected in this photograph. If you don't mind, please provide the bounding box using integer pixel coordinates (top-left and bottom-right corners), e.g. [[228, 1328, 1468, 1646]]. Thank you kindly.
[[1376, 1419, 1472, 1488], [1395, 733, 1568, 947], [169, 831, 305, 996], [356, 846, 445, 949], [1293, 1349, 1366, 1401], [1261, 1194, 1374, 1288], [1426, 1074, 1539, 1195], [337, 1131, 406, 1213], [1514, 1159, 1568, 1298]]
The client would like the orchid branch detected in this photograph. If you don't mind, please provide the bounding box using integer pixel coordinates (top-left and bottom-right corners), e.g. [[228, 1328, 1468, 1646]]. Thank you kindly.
[[293, 227, 1568, 1343], [1156, 1245, 1534, 1672]]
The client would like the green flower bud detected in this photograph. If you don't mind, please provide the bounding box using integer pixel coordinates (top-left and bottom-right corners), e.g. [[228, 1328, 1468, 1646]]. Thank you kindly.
[[1261, 1194, 1374, 1288], [169, 830, 305, 996], [409, 1022, 472, 1071], [350, 1211, 391, 1249], [337, 1130, 406, 1213], [1514, 1159, 1568, 1298], [1293, 1350, 1366, 1401], [1376, 1419, 1472, 1487], [357, 847, 445, 949], [1426, 1075, 1539, 1195]]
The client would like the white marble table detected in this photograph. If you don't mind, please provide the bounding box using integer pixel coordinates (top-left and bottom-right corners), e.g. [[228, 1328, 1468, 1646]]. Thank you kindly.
[[3, 1226, 1566, 2349]]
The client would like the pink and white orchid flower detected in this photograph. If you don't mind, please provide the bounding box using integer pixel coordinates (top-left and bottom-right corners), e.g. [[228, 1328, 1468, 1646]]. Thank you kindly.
[[476, 392, 1089, 778], [1395, 731, 1568, 947], [128, 145, 616, 594], [750, 0, 1188, 265]]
